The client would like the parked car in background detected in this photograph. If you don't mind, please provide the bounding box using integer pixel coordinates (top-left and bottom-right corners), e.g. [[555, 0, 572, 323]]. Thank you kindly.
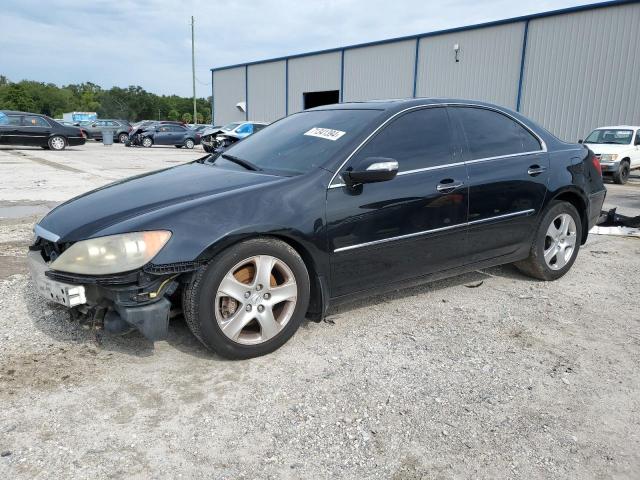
[[55, 120, 90, 139], [81, 119, 131, 143], [0, 110, 86, 150], [200, 121, 267, 153], [581, 125, 640, 184], [189, 124, 211, 133], [138, 123, 201, 149], [28, 99, 606, 359]]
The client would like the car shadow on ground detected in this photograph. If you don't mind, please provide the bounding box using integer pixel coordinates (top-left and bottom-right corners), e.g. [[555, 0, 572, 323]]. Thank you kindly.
[[22, 263, 535, 360], [327, 263, 534, 317]]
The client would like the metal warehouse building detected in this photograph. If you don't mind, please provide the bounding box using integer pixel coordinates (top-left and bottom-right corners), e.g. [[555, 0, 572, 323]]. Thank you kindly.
[[210, 0, 640, 141]]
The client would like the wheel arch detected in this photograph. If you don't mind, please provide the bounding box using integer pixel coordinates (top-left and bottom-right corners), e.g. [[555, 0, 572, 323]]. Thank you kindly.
[[194, 231, 327, 320], [548, 188, 589, 245]]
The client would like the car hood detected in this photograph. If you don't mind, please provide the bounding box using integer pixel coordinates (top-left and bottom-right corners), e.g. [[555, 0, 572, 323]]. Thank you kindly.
[[586, 143, 632, 154], [38, 162, 282, 242]]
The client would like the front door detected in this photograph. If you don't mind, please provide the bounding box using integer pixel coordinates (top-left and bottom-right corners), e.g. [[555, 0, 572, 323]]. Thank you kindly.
[[327, 106, 470, 298], [449, 106, 549, 262], [0, 114, 23, 145]]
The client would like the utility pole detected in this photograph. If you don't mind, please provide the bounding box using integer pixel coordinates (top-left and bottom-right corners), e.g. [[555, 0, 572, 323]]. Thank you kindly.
[[191, 15, 197, 125]]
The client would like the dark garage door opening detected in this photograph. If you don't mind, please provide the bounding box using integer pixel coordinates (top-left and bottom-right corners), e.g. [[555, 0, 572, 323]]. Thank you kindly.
[[303, 90, 340, 110]]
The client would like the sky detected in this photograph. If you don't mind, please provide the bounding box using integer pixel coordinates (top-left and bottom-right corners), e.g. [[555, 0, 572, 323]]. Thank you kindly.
[[0, 0, 595, 97]]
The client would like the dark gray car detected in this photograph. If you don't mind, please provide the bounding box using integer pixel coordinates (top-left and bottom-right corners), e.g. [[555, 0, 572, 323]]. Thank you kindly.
[[84, 119, 132, 143]]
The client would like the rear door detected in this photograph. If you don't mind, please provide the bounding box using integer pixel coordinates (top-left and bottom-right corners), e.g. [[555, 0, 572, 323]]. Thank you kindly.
[[327, 106, 470, 297], [449, 105, 548, 262], [21, 115, 53, 146]]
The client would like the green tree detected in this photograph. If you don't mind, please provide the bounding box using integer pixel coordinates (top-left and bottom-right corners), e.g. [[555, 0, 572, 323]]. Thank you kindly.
[[181, 112, 193, 124], [167, 109, 180, 121], [195, 112, 204, 124], [0, 83, 36, 111]]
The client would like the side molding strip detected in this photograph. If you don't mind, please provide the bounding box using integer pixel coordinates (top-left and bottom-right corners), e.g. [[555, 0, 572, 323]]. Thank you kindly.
[[333, 208, 535, 253]]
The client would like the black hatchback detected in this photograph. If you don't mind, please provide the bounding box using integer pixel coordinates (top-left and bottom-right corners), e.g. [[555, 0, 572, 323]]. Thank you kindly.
[[29, 99, 605, 359], [0, 110, 86, 150]]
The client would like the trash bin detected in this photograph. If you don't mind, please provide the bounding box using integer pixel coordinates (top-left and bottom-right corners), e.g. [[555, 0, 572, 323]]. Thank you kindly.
[[101, 129, 114, 146]]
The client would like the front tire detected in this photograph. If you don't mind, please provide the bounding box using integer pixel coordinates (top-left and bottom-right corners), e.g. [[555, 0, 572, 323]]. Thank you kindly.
[[48, 135, 66, 151], [613, 160, 630, 185], [141, 137, 153, 148], [515, 201, 582, 281], [184, 138, 195, 149], [183, 238, 310, 359]]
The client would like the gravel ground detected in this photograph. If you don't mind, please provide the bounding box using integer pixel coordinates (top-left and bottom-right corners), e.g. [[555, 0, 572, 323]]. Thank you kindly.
[[1, 143, 639, 479]]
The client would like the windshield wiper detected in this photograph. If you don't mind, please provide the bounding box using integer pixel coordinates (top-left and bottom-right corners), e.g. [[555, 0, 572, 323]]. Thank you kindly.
[[220, 154, 261, 171]]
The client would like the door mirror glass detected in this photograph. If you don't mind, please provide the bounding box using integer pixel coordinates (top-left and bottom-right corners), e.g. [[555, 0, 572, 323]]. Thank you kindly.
[[343, 157, 398, 186], [578, 139, 583, 144], [635, 136, 640, 146]]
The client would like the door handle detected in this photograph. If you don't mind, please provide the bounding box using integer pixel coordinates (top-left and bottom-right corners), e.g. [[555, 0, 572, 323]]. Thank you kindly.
[[436, 179, 464, 193], [527, 165, 547, 176]]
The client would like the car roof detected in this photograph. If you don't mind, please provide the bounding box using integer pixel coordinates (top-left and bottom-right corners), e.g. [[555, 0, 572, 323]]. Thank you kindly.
[[0, 110, 45, 116], [306, 97, 525, 113], [593, 125, 640, 130]]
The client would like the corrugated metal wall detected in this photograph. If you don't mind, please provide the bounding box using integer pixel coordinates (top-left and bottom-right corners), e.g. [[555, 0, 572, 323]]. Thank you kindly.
[[287, 52, 342, 113], [343, 40, 416, 101], [213, 67, 246, 125], [416, 22, 525, 109], [520, 2, 640, 141], [212, 3, 640, 138], [247, 61, 286, 122]]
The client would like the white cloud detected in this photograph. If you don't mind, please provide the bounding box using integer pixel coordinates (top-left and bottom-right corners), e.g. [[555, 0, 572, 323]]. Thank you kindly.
[[0, 0, 588, 96]]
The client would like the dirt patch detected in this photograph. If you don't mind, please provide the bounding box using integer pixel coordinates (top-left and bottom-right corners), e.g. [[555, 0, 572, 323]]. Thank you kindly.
[[0, 256, 27, 279]]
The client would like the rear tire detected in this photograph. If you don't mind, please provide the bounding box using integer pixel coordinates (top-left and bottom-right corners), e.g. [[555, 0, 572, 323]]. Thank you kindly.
[[182, 238, 310, 359], [515, 201, 582, 281], [48, 135, 66, 151], [613, 160, 630, 185], [118, 133, 129, 144]]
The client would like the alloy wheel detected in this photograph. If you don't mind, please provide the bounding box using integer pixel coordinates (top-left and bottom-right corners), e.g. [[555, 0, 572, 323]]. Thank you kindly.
[[185, 139, 194, 149], [543, 213, 577, 270], [214, 255, 297, 345], [50, 136, 65, 150]]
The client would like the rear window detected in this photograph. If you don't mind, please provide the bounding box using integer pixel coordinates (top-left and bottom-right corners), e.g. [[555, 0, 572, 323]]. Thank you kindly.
[[210, 109, 382, 175]]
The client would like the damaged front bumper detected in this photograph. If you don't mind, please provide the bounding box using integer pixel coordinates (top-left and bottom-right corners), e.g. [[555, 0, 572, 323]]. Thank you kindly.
[[27, 250, 175, 341]]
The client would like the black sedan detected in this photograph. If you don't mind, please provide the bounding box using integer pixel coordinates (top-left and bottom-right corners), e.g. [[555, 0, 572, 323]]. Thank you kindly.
[[28, 99, 605, 359], [0, 111, 86, 150]]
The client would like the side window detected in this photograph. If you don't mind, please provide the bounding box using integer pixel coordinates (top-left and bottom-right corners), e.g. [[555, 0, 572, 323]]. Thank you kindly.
[[236, 123, 253, 135], [23, 115, 50, 127], [159, 126, 170, 133], [173, 125, 186, 132], [351, 107, 452, 172], [254, 124, 266, 132], [453, 107, 541, 160], [636, 130, 640, 145]]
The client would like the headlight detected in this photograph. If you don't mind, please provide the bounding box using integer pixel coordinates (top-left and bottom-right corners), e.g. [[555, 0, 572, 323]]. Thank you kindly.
[[600, 154, 618, 162], [51, 231, 171, 275]]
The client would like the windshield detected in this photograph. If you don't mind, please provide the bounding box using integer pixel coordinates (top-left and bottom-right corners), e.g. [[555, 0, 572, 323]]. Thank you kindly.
[[584, 129, 633, 145], [222, 122, 242, 131], [209, 109, 382, 175]]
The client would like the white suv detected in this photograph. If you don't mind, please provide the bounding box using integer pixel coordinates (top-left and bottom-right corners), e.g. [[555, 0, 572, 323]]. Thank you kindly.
[[582, 126, 640, 184]]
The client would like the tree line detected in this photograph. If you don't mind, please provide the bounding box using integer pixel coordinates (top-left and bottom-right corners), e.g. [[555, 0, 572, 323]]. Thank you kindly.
[[0, 75, 212, 123]]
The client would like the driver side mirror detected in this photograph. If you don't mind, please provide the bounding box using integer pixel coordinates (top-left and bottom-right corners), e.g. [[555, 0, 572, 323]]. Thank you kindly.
[[635, 137, 640, 146], [343, 157, 399, 186], [578, 139, 583, 144]]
